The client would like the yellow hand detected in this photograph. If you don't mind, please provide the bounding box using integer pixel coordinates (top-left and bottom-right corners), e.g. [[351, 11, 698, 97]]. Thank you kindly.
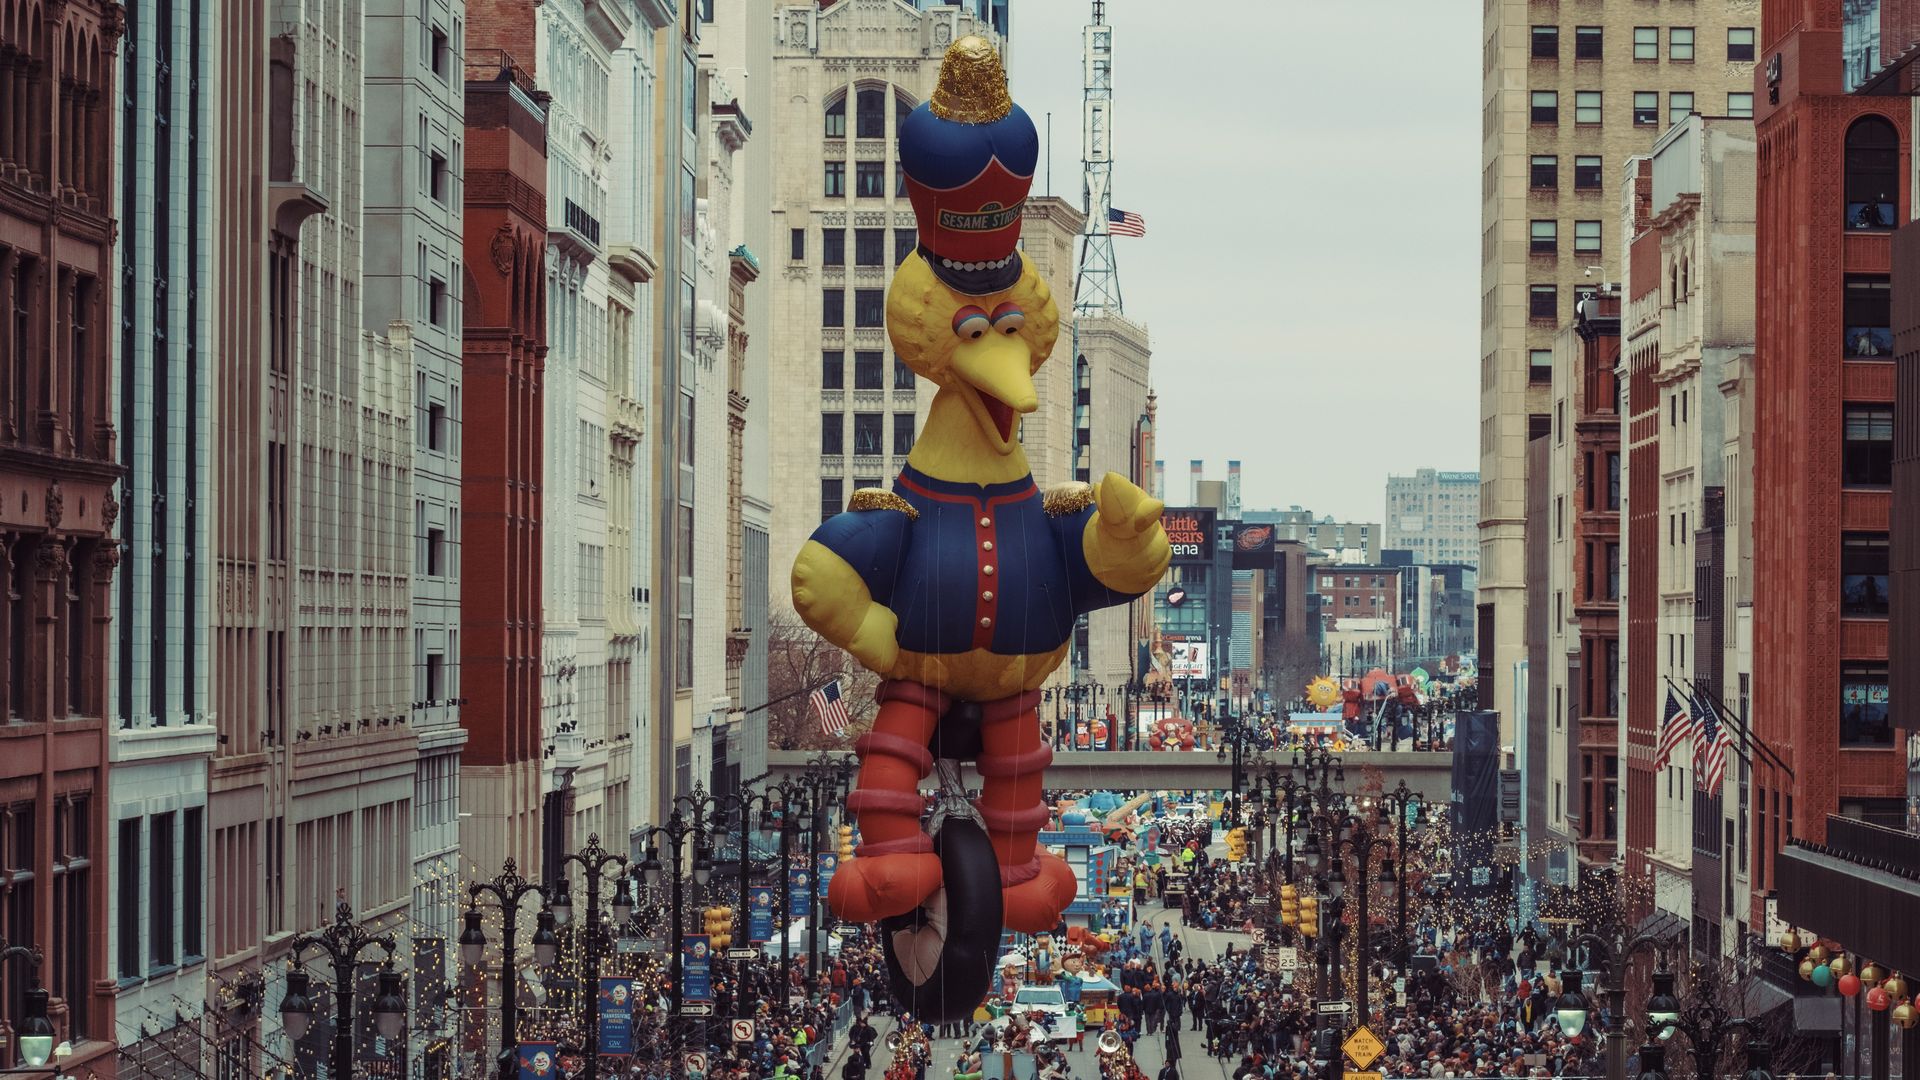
[[1084, 472, 1171, 595], [792, 540, 900, 674]]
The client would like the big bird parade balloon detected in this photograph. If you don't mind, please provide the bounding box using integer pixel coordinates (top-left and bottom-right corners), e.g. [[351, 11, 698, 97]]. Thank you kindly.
[[790, 36, 1171, 1019]]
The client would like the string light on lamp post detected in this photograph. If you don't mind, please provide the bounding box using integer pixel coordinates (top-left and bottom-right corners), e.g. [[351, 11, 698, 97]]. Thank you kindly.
[[553, 833, 629, 1080], [460, 857, 554, 1080], [280, 900, 405, 1080]]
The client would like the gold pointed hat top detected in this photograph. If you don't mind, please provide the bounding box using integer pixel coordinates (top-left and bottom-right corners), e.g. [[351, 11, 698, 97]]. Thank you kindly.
[[929, 35, 1013, 125]]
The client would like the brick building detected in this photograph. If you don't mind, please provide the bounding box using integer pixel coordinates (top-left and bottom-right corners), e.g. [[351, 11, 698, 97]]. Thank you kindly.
[[458, 52, 550, 878], [1752, 0, 1911, 932], [0, 0, 122, 1066]]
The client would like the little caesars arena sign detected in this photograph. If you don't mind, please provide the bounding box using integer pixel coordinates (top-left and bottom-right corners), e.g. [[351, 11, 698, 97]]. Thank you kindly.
[[1161, 508, 1216, 565]]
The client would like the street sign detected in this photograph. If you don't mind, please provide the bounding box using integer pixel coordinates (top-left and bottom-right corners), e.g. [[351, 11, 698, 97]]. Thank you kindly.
[[1316, 1000, 1353, 1016], [731, 1019, 755, 1043], [679, 1002, 715, 1017], [727, 947, 758, 960], [685, 1052, 708, 1073], [1343, 1026, 1385, 1070], [1274, 946, 1299, 972], [1251, 895, 1270, 906]]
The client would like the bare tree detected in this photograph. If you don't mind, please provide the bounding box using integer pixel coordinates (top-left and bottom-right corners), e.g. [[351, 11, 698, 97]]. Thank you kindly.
[[765, 612, 884, 750]]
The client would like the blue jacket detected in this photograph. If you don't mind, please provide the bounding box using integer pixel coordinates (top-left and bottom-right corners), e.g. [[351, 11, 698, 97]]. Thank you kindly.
[[809, 465, 1134, 657]]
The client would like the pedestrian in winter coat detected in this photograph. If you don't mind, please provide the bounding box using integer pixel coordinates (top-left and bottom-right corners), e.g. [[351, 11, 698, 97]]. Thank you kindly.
[[1144, 984, 1165, 1033]]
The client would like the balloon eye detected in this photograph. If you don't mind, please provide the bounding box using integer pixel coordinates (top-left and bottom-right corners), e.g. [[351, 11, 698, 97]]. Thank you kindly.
[[953, 307, 990, 341], [991, 303, 1026, 334]]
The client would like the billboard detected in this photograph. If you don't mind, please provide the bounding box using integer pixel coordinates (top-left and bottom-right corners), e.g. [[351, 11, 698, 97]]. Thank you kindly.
[[1230, 522, 1276, 569], [1169, 639, 1209, 679], [1161, 507, 1216, 564]]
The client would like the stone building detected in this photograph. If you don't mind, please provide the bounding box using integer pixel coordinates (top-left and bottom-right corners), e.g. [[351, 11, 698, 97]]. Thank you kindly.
[[0, 0, 123, 1066], [1384, 468, 1479, 568], [1479, 0, 1758, 729]]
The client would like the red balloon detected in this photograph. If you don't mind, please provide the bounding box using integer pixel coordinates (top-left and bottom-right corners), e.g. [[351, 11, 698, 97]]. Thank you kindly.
[[1869, 987, 1892, 1012], [1839, 974, 1862, 997]]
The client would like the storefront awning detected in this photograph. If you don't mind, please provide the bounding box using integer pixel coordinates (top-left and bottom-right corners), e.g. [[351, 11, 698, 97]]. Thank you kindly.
[[1777, 826, 1920, 976]]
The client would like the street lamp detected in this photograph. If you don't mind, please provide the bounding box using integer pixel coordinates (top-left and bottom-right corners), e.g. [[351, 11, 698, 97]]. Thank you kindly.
[[1554, 968, 1590, 1037], [0, 943, 48, 1070], [555, 832, 630, 1080], [1569, 929, 1684, 1080], [281, 899, 403, 1080], [1645, 962, 1769, 1080], [636, 806, 712, 1058], [1645, 968, 1681, 1039], [462, 853, 554, 1080]]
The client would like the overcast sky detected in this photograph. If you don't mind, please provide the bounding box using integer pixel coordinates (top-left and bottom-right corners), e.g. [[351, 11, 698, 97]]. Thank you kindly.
[[1008, 1, 1482, 524]]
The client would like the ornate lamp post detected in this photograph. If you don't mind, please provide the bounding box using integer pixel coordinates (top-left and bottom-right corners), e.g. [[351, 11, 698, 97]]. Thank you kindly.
[[280, 900, 407, 1080], [721, 786, 778, 1023], [552, 833, 629, 1080], [636, 808, 713, 1058], [1567, 930, 1684, 1080], [1376, 780, 1420, 968], [1645, 963, 1772, 1080], [0, 942, 50, 1070], [459, 857, 555, 1080]]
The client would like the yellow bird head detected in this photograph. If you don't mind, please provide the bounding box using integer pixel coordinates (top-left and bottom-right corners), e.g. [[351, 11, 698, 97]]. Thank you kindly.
[[887, 251, 1061, 456]]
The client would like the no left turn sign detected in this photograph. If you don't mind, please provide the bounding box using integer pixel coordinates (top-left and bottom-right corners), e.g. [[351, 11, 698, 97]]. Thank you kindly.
[[731, 1019, 755, 1043]]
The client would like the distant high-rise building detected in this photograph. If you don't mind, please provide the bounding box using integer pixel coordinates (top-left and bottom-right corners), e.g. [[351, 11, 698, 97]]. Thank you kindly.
[[1227, 460, 1242, 519], [1245, 508, 1382, 564], [1479, 0, 1755, 726], [1385, 469, 1479, 568]]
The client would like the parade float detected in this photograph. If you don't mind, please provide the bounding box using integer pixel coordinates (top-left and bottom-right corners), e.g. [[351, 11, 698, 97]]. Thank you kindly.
[[790, 35, 1171, 1021]]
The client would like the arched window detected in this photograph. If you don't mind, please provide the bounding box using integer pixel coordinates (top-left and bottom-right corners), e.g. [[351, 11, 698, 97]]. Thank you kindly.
[[823, 95, 845, 138], [856, 87, 885, 138], [1846, 115, 1898, 230], [895, 91, 916, 136]]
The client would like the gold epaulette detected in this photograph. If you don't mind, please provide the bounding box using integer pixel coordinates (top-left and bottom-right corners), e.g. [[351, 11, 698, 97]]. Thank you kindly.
[[848, 488, 919, 520], [1043, 482, 1096, 517]]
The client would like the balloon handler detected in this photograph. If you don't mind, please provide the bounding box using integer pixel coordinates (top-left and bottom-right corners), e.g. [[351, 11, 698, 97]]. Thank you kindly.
[[790, 35, 1170, 1021]]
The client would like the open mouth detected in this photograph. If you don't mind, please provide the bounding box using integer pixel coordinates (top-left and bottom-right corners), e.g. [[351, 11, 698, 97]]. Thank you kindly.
[[982, 396, 1016, 442]]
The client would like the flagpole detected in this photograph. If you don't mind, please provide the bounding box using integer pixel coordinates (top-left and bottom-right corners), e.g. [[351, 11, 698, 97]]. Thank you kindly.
[[737, 676, 847, 718], [1670, 673, 1794, 780]]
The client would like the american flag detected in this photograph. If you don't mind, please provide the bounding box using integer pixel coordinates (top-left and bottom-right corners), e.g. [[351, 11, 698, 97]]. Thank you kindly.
[[1692, 687, 1732, 793], [1108, 207, 1147, 237], [1654, 688, 1694, 771], [810, 678, 851, 737]]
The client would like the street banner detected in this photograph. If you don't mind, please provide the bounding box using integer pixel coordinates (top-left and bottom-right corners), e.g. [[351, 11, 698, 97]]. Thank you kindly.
[[516, 1043, 560, 1079], [816, 852, 838, 893], [1230, 522, 1276, 569], [598, 977, 635, 1055], [682, 934, 713, 1002], [788, 867, 813, 920], [748, 885, 775, 943]]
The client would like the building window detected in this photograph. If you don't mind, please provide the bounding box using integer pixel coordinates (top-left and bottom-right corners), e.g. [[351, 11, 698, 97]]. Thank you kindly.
[[893, 357, 916, 390], [430, 25, 449, 77], [822, 289, 844, 328], [427, 402, 447, 450], [1531, 25, 1558, 59], [893, 413, 916, 456], [428, 277, 447, 327], [1634, 91, 1659, 125], [1669, 91, 1694, 126], [1843, 405, 1893, 487], [117, 818, 140, 978], [1575, 26, 1603, 59], [150, 812, 175, 967], [1605, 543, 1620, 600], [1844, 276, 1892, 356], [855, 161, 886, 198], [820, 413, 843, 455], [854, 351, 884, 390], [821, 350, 845, 389], [183, 807, 202, 959], [1607, 452, 1621, 509], [895, 228, 917, 266], [1529, 349, 1554, 381], [790, 228, 806, 261], [1846, 116, 1899, 230], [1728, 27, 1756, 62], [1531, 91, 1558, 124], [856, 87, 886, 138], [429, 151, 449, 203], [1574, 156, 1602, 189], [1728, 92, 1754, 119], [1634, 26, 1659, 60], [852, 413, 883, 455], [1531, 155, 1558, 189], [1840, 664, 1892, 747], [1574, 220, 1601, 254], [820, 479, 843, 523], [854, 289, 885, 327], [1575, 90, 1602, 124], [1530, 220, 1558, 254], [824, 97, 846, 138], [824, 160, 845, 198], [855, 228, 884, 266], [822, 229, 845, 267], [1842, 533, 1890, 617], [1529, 285, 1557, 320], [1669, 27, 1694, 61]]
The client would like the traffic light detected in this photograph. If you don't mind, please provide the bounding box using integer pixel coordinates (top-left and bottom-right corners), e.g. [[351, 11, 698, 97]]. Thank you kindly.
[[1298, 894, 1319, 936], [1224, 828, 1246, 862], [1280, 883, 1299, 928], [705, 905, 734, 951], [838, 824, 855, 859]]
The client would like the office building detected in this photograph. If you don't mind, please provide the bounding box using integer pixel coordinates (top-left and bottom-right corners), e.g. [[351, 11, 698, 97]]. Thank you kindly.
[[1385, 468, 1479, 568]]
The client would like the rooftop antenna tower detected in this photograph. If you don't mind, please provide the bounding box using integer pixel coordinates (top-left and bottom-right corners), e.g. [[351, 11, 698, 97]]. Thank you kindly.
[[1072, 0, 1122, 313]]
